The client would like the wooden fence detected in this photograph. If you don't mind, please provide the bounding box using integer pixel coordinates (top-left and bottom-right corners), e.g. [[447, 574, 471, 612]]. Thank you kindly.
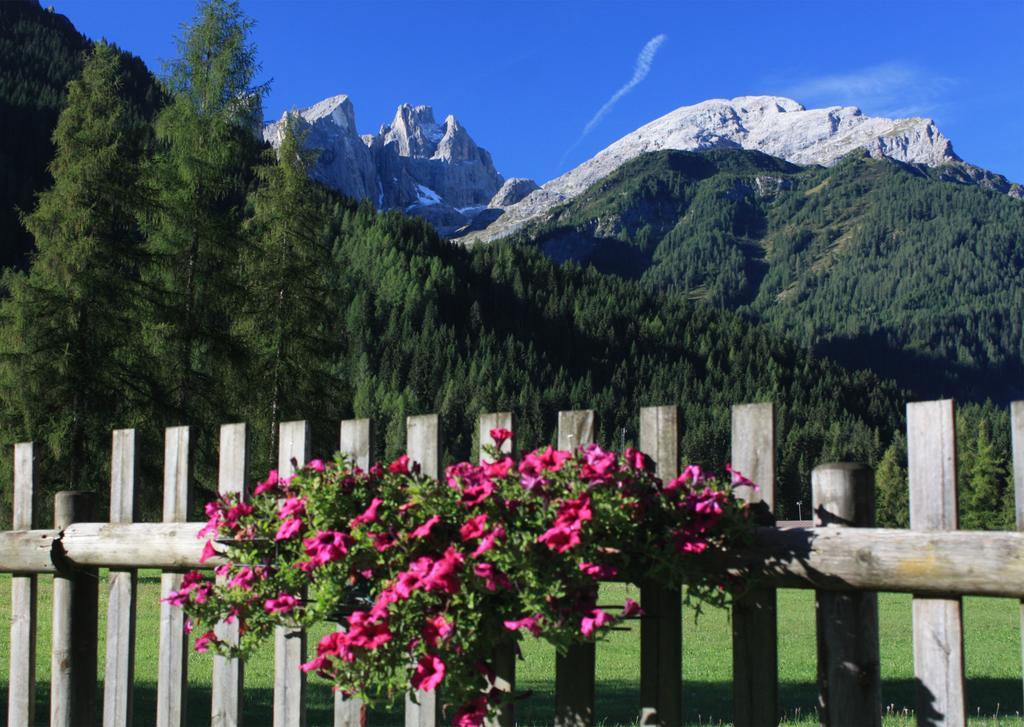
[[2, 399, 1023, 727]]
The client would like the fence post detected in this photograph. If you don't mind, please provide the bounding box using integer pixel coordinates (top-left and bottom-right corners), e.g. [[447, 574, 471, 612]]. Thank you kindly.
[[51, 491, 98, 727], [480, 412, 516, 727], [8, 442, 37, 727], [908, 400, 966, 726], [212, 423, 248, 727], [555, 409, 597, 727], [336, 418, 373, 727], [730, 402, 778, 727], [157, 426, 193, 727], [639, 405, 681, 727], [275, 421, 310, 727], [406, 414, 444, 727], [103, 430, 138, 727], [812, 463, 882, 726], [1011, 401, 1023, 709]]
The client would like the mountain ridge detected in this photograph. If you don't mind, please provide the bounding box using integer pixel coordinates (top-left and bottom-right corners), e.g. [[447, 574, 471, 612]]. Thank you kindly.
[[460, 95, 1021, 243], [263, 95, 523, 235]]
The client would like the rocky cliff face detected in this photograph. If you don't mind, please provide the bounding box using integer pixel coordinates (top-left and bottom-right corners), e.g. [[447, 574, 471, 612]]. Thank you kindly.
[[264, 97, 516, 235], [461, 95, 1007, 243]]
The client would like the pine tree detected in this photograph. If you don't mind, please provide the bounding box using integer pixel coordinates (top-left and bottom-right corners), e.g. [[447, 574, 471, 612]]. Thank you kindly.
[[235, 117, 344, 465], [141, 0, 263, 428], [875, 433, 909, 527], [962, 420, 1007, 530], [0, 41, 149, 517]]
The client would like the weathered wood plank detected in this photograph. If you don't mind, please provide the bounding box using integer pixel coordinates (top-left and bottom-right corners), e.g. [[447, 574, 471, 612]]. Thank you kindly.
[[5, 522, 1021, 596], [730, 402, 778, 727], [407, 414, 443, 478], [556, 409, 597, 727], [1011, 401, 1023, 712], [336, 419, 371, 727], [557, 409, 595, 452], [157, 426, 193, 727], [8, 442, 37, 727], [340, 418, 373, 471], [812, 463, 881, 727], [103, 429, 138, 727], [639, 405, 681, 727], [406, 414, 443, 727], [275, 421, 309, 727], [0, 529, 58, 572], [51, 491, 98, 727], [213, 423, 248, 727], [481, 412, 516, 727], [908, 400, 966, 727]]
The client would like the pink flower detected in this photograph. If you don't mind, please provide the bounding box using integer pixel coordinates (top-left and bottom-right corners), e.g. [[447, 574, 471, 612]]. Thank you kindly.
[[410, 514, 441, 539], [537, 495, 592, 552], [307, 458, 326, 472], [254, 469, 281, 496], [422, 614, 453, 648], [422, 547, 463, 594], [275, 517, 303, 541], [473, 562, 510, 591], [624, 448, 647, 471], [578, 561, 618, 579], [674, 531, 709, 554], [459, 514, 489, 541], [470, 527, 505, 558], [265, 592, 300, 614], [580, 608, 611, 637], [346, 610, 392, 650], [489, 428, 513, 448], [482, 457, 514, 478], [503, 615, 542, 636], [278, 497, 306, 519], [453, 695, 489, 727], [302, 531, 353, 567], [622, 598, 643, 618], [726, 464, 758, 491], [666, 465, 703, 492], [194, 630, 218, 653], [388, 454, 411, 475], [411, 654, 446, 692], [198, 539, 218, 564], [227, 566, 258, 590], [370, 531, 396, 552], [352, 497, 383, 526], [581, 444, 617, 482]]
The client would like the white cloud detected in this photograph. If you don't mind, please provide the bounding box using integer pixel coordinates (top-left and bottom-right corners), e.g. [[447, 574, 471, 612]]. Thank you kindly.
[[784, 62, 955, 118]]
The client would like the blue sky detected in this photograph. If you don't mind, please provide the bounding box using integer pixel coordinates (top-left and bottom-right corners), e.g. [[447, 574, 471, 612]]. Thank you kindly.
[[53, 0, 1024, 184]]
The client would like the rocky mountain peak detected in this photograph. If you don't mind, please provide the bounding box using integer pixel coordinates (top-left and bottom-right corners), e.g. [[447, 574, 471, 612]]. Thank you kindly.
[[384, 103, 445, 158], [461, 95, 973, 243], [264, 94, 530, 237]]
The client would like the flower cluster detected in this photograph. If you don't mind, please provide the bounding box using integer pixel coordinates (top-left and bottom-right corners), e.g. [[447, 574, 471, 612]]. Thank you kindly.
[[168, 430, 756, 725]]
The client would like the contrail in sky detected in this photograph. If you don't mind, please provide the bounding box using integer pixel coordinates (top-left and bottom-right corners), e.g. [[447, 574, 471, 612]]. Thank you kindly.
[[560, 34, 667, 167], [583, 33, 667, 137]]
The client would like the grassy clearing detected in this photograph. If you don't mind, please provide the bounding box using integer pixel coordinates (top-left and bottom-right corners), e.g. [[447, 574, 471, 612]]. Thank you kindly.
[[0, 573, 1021, 725]]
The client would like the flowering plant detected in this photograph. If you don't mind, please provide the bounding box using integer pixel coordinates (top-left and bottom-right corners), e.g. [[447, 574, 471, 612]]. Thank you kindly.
[[169, 430, 757, 725]]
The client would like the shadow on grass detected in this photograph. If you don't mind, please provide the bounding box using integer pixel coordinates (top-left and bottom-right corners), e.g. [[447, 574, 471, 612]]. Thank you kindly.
[[2, 677, 1021, 726]]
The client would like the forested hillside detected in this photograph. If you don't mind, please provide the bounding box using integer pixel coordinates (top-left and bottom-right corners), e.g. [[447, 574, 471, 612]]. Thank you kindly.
[[0, 0, 1015, 533], [0, 0, 161, 268], [514, 149, 1024, 404]]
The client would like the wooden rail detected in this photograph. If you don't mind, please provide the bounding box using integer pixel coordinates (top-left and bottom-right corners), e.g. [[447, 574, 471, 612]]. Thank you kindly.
[[2, 399, 1023, 727]]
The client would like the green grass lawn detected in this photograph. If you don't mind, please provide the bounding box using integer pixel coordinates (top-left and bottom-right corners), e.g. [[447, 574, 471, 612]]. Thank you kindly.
[[0, 573, 1021, 725]]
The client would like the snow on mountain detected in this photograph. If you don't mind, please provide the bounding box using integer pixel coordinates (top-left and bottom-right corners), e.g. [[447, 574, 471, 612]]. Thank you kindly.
[[461, 95, 972, 243]]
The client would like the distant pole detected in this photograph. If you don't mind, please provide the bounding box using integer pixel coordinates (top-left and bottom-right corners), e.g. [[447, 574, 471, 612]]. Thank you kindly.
[[796, 500, 803, 521]]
